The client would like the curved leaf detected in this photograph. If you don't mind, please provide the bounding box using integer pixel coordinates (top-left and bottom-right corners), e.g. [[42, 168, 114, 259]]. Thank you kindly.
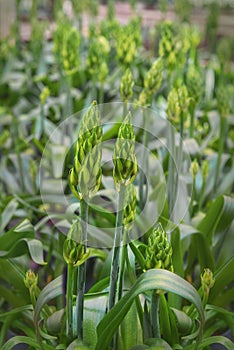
[[95, 269, 204, 350], [34, 275, 63, 326], [198, 336, 234, 350], [198, 195, 234, 244], [1, 336, 53, 350], [0, 238, 46, 265]]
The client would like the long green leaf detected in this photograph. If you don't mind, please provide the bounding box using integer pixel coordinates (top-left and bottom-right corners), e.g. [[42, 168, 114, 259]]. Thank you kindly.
[[0, 238, 46, 265], [0, 198, 18, 232], [198, 195, 234, 244], [34, 275, 63, 326], [95, 269, 204, 350], [198, 336, 234, 350]]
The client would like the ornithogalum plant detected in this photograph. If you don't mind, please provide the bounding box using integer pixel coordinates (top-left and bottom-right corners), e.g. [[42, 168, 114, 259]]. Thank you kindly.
[[69, 101, 102, 340], [109, 112, 138, 312]]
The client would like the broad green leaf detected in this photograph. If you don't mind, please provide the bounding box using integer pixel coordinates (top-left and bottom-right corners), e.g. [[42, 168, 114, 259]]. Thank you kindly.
[[120, 302, 139, 350], [198, 195, 234, 245], [0, 305, 33, 320], [209, 256, 234, 303], [1, 336, 53, 350], [145, 338, 173, 349], [34, 275, 63, 326], [95, 269, 204, 350], [170, 308, 193, 335], [184, 336, 234, 350], [0, 198, 18, 232], [0, 238, 46, 265]]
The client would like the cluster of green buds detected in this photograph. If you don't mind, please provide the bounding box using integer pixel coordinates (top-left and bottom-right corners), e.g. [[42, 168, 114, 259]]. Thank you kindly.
[[86, 36, 110, 78], [159, 22, 177, 70], [190, 159, 199, 179], [186, 65, 202, 105], [145, 224, 173, 272], [30, 19, 46, 59], [144, 58, 164, 96], [123, 184, 137, 230], [63, 220, 90, 266], [62, 27, 81, 76], [53, 17, 80, 76], [40, 86, 50, 105], [201, 268, 215, 298], [136, 58, 164, 107], [167, 85, 190, 123], [116, 34, 137, 67], [120, 69, 134, 102], [216, 85, 230, 119], [24, 270, 38, 292], [69, 101, 102, 200], [113, 112, 138, 190]]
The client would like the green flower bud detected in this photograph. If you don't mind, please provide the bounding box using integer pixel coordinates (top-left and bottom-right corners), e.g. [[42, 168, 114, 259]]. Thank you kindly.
[[145, 224, 173, 272], [123, 184, 137, 230], [186, 65, 202, 104], [87, 36, 110, 77], [201, 268, 215, 295], [120, 69, 134, 102], [62, 27, 80, 76], [217, 85, 230, 119], [113, 112, 138, 189], [98, 62, 108, 83], [202, 159, 209, 181], [190, 159, 199, 178], [69, 101, 102, 200], [144, 58, 164, 96], [40, 86, 50, 105], [136, 90, 149, 107], [167, 88, 180, 122], [24, 270, 38, 290], [178, 85, 190, 112], [63, 239, 89, 266]]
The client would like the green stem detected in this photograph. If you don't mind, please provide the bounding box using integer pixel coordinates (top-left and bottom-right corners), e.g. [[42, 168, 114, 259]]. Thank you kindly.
[[108, 184, 127, 311], [123, 100, 128, 119], [167, 124, 176, 217], [198, 178, 206, 211], [139, 110, 150, 209], [189, 176, 196, 217], [76, 199, 88, 340], [150, 291, 160, 338], [12, 115, 25, 192], [189, 103, 195, 138], [117, 231, 127, 302], [66, 263, 75, 340], [214, 117, 226, 191]]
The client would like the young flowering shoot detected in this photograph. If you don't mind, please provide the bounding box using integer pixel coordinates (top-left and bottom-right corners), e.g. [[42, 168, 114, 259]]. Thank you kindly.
[[24, 270, 38, 291], [159, 22, 176, 69], [40, 86, 50, 105], [217, 85, 230, 119], [69, 101, 102, 200], [201, 268, 215, 296], [113, 112, 138, 190], [98, 61, 108, 84], [86, 36, 110, 77], [62, 27, 81, 76], [144, 58, 164, 96], [186, 65, 202, 104], [63, 239, 89, 267], [145, 224, 173, 272], [190, 159, 199, 178], [120, 69, 134, 102], [167, 85, 190, 123], [167, 88, 180, 122], [116, 32, 137, 67], [123, 184, 137, 231]]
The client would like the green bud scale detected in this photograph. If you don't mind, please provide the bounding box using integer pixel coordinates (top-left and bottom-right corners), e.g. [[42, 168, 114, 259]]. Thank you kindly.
[[120, 68, 134, 102], [113, 112, 138, 190], [123, 184, 137, 229]]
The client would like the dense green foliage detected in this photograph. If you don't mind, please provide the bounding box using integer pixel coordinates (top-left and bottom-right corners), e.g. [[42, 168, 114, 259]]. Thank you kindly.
[[0, 1, 233, 349]]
